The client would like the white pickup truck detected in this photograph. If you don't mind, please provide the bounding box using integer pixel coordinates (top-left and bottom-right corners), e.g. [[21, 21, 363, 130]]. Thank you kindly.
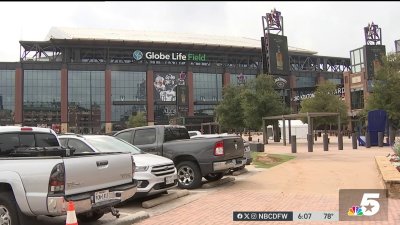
[[58, 134, 178, 198], [0, 126, 138, 224]]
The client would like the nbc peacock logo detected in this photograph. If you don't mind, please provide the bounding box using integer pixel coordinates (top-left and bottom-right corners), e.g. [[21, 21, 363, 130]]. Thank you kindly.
[[339, 190, 387, 221], [347, 205, 364, 216]]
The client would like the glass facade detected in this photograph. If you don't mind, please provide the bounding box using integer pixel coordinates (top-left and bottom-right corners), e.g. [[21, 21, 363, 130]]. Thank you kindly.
[[111, 71, 146, 130], [0, 70, 15, 125], [296, 74, 316, 88], [327, 78, 342, 85], [350, 48, 365, 73], [23, 70, 61, 127], [68, 71, 105, 134], [194, 105, 216, 116], [229, 74, 256, 86], [0, 38, 351, 132], [193, 73, 222, 101]]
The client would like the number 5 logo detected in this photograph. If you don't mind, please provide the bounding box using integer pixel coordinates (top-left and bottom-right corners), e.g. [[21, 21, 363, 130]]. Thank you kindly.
[[360, 193, 380, 216]]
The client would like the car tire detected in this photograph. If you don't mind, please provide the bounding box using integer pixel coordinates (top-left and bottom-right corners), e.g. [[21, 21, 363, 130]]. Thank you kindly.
[[0, 191, 34, 225], [176, 161, 202, 189], [204, 172, 224, 182], [77, 211, 104, 222], [0, 191, 20, 225], [245, 158, 252, 165]]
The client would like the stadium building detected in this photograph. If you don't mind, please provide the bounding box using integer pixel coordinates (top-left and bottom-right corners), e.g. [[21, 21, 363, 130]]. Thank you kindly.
[[0, 26, 350, 134]]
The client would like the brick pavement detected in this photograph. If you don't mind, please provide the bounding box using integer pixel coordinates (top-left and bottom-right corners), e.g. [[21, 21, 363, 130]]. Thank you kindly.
[[136, 190, 400, 225], [136, 138, 398, 225]]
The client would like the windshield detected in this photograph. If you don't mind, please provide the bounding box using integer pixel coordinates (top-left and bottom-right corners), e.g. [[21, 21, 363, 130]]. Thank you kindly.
[[85, 136, 142, 154]]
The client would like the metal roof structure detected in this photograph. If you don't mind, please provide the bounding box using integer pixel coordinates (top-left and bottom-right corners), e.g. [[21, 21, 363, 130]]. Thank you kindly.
[[262, 112, 339, 120], [18, 27, 350, 73], [262, 112, 341, 146], [44, 27, 318, 55]]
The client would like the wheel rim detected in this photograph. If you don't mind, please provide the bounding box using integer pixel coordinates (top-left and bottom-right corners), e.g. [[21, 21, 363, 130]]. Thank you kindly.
[[178, 166, 195, 186], [0, 205, 11, 225]]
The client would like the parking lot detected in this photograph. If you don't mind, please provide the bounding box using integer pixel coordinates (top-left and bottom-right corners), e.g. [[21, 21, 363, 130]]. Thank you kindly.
[[33, 137, 400, 225], [34, 166, 263, 225]]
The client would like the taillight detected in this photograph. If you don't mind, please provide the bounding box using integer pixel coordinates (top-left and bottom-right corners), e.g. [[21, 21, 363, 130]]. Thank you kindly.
[[131, 155, 136, 175], [214, 141, 224, 156], [21, 127, 33, 131], [48, 163, 65, 194]]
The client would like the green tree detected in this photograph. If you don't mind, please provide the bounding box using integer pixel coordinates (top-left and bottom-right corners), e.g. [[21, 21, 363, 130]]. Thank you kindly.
[[216, 74, 287, 132], [366, 53, 400, 130], [215, 85, 245, 132], [299, 81, 348, 132], [241, 74, 287, 130], [126, 112, 147, 128]]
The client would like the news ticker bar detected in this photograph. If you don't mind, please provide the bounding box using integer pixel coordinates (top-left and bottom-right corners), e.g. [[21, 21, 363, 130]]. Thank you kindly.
[[233, 211, 339, 221]]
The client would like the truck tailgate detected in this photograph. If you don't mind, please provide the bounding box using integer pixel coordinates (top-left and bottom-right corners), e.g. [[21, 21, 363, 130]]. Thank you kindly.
[[221, 137, 245, 160], [63, 152, 133, 195]]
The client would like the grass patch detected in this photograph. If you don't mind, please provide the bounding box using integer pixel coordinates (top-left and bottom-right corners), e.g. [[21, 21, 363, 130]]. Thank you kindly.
[[251, 152, 295, 168]]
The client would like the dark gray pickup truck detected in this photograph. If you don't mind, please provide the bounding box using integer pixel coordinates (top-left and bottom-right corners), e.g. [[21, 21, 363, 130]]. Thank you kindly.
[[114, 125, 245, 189]]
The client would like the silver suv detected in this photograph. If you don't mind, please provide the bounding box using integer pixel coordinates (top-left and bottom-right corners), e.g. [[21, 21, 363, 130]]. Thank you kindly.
[[59, 135, 178, 198]]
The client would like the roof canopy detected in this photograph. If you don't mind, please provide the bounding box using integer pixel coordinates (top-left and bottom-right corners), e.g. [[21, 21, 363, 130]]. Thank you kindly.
[[263, 112, 339, 120], [262, 112, 341, 146], [44, 27, 318, 55]]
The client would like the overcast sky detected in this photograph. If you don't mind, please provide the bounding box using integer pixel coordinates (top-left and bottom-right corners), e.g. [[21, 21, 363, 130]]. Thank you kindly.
[[1, 1, 399, 62]]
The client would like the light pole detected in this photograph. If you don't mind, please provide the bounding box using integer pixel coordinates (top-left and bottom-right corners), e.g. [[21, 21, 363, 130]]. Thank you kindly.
[[175, 85, 179, 124], [89, 72, 93, 134]]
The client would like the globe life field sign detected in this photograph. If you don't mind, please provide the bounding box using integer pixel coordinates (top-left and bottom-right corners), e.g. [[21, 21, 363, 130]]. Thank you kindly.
[[133, 50, 206, 62]]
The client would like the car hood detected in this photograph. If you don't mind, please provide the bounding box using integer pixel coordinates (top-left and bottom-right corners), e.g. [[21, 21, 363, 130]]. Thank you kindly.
[[133, 153, 174, 167]]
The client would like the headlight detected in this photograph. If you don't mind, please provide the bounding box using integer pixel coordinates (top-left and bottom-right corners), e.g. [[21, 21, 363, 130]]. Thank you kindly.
[[135, 166, 149, 172]]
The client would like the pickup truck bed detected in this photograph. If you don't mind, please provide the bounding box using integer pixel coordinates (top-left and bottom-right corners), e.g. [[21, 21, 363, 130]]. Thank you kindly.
[[163, 137, 245, 175], [114, 125, 245, 189]]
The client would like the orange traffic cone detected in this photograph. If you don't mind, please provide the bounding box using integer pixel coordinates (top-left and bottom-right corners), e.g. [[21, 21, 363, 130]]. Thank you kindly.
[[66, 201, 78, 225]]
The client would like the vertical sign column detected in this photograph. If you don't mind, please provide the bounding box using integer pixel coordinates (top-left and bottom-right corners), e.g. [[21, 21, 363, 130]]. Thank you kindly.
[[60, 64, 68, 133], [177, 70, 189, 117], [14, 65, 23, 125], [146, 68, 155, 125], [105, 66, 112, 133], [267, 33, 290, 75], [187, 71, 194, 116]]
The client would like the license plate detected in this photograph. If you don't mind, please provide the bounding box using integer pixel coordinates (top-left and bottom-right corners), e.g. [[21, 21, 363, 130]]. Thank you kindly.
[[94, 190, 109, 203], [165, 175, 175, 185]]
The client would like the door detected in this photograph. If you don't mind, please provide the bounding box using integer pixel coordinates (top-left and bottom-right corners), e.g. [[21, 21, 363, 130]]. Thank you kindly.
[[67, 139, 94, 153], [114, 130, 134, 144], [132, 128, 159, 155]]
